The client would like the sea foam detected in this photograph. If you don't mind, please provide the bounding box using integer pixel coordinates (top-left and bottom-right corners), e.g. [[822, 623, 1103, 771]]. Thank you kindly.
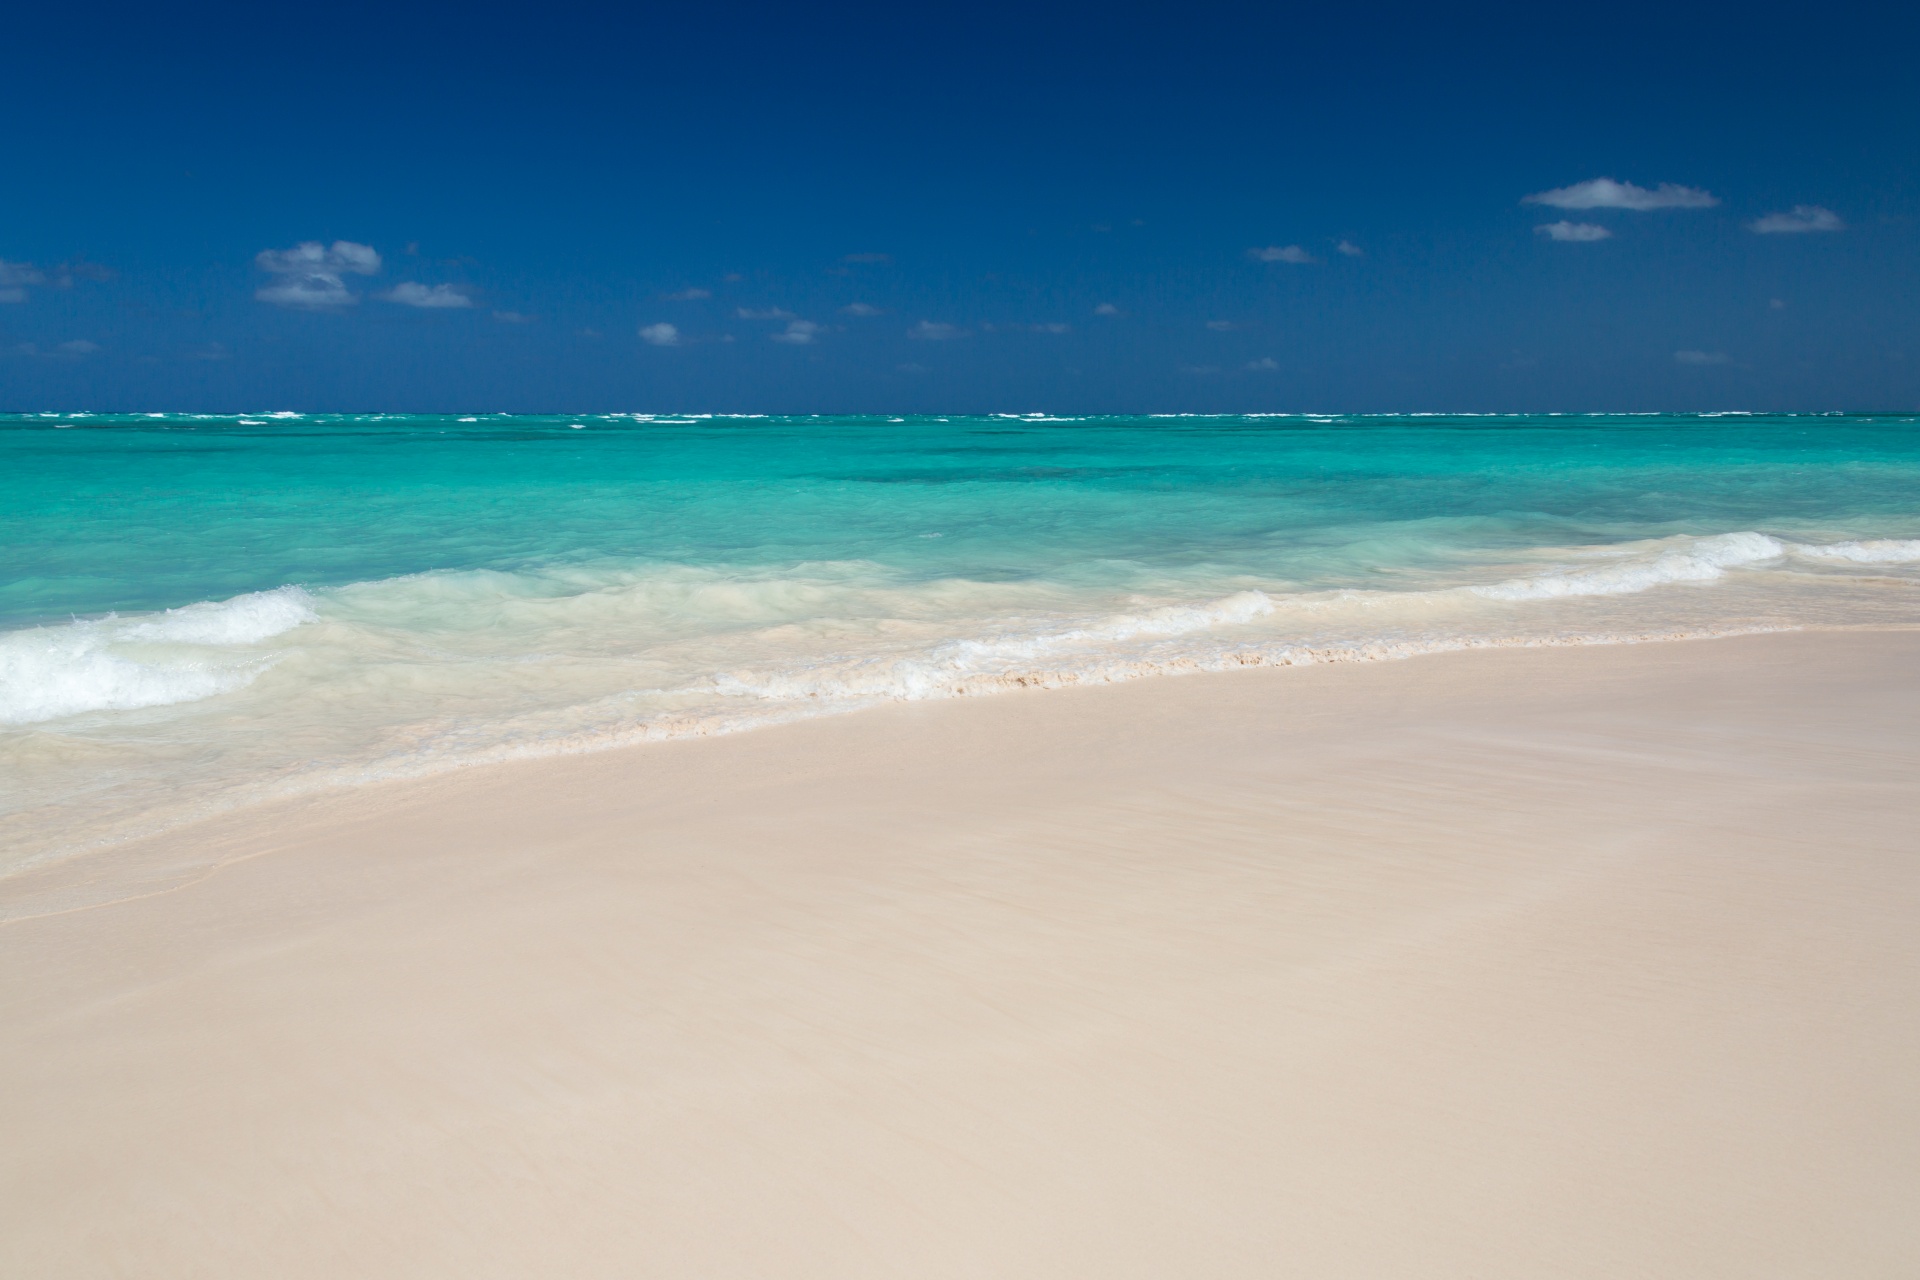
[[0, 587, 315, 725]]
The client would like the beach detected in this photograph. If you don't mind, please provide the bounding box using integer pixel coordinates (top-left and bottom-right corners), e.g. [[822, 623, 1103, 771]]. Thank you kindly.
[[4, 628, 1917, 1277]]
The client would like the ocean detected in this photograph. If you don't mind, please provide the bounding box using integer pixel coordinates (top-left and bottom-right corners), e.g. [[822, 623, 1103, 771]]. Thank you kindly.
[[4, 411, 1918, 870]]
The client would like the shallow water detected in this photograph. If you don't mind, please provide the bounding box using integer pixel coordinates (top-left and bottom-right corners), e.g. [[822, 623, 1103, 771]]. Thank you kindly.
[[5, 411, 1918, 869]]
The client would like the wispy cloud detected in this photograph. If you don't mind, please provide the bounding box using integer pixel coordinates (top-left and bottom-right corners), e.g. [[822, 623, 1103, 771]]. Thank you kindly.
[[1030, 322, 1070, 334], [841, 302, 885, 316], [380, 282, 475, 309], [1336, 240, 1364, 257], [639, 322, 681, 347], [1750, 205, 1843, 234], [15, 339, 99, 360], [1674, 349, 1732, 365], [0, 261, 45, 303], [185, 341, 231, 361], [736, 306, 795, 320], [910, 320, 965, 341], [1522, 178, 1718, 210], [1249, 245, 1316, 264], [662, 287, 711, 301], [1093, 302, 1124, 317], [1246, 357, 1279, 371], [1536, 221, 1613, 242], [492, 310, 534, 324], [770, 320, 822, 345], [254, 240, 381, 309], [1205, 319, 1240, 331], [842, 252, 890, 264]]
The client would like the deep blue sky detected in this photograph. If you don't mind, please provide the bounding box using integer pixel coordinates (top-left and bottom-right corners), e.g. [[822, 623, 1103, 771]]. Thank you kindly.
[[3, 0, 1914, 412]]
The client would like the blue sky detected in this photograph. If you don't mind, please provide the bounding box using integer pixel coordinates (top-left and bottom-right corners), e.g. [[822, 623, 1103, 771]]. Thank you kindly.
[[2, 0, 1914, 412]]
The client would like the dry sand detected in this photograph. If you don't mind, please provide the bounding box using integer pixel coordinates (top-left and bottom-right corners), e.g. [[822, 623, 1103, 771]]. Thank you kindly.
[[3, 630, 1918, 1278]]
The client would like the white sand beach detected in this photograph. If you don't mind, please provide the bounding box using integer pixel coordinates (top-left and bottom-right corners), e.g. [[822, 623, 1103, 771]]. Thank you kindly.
[[3, 630, 1918, 1278]]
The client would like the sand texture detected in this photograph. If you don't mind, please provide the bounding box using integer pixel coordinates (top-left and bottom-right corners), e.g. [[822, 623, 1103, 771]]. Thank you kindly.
[[3, 631, 1919, 1278]]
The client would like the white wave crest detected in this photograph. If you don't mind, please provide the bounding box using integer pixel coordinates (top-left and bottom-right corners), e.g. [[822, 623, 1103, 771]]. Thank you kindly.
[[1470, 532, 1786, 601], [122, 586, 318, 644], [712, 590, 1275, 701], [0, 587, 316, 726], [1788, 538, 1920, 564]]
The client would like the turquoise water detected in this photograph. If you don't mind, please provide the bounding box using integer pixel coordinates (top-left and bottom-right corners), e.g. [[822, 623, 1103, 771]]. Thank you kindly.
[[5, 411, 1920, 868]]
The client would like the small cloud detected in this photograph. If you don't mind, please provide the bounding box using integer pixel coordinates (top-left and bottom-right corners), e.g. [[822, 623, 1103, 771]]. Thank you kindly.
[[405, 241, 421, 255], [380, 282, 475, 308], [56, 259, 115, 285], [254, 239, 380, 309], [1750, 205, 1844, 234], [639, 322, 681, 346], [1180, 363, 1222, 375], [1674, 349, 1732, 365], [736, 306, 795, 320], [662, 287, 711, 301], [841, 302, 885, 316], [1522, 178, 1718, 210], [492, 310, 534, 324], [842, 252, 890, 263], [1246, 357, 1278, 371], [1030, 322, 1070, 334], [1336, 239, 1365, 257], [577, 327, 603, 339], [1769, 298, 1787, 310], [1, 261, 46, 302], [910, 320, 965, 341], [1093, 302, 1123, 316], [1205, 319, 1239, 331], [1536, 221, 1614, 242], [1249, 245, 1316, 264], [770, 319, 822, 345], [185, 341, 231, 361], [722, 273, 744, 282], [14, 339, 98, 360]]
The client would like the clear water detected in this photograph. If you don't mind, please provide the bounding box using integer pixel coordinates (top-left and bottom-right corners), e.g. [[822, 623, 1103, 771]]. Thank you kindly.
[[5, 411, 1919, 871]]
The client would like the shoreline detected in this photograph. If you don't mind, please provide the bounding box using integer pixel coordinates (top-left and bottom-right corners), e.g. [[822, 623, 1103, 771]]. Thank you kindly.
[[5, 616, 1881, 895], [5, 630, 1919, 1276]]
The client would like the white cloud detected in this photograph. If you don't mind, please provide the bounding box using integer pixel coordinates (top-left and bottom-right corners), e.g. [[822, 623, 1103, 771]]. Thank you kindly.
[[1093, 302, 1123, 316], [662, 287, 711, 301], [1206, 319, 1238, 331], [15, 339, 98, 360], [254, 240, 381, 309], [1522, 178, 1718, 210], [910, 320, 965, 340], [255, 275, 357, 308], [639, 322, 681, 346], [1246, 357, 1278, 371], [1769, 298, 1787, 310], [736, 306, 795, 320], [1750, 205, 1844, 234], [841, 302, 885, 316], [186, 341, 231, 361], [492, 310, 534, 324], [0, 261, 45, 302], [381, 282, 475, 308], [770, 320, 822, 345], [1249, 245, 1316, 264], [1030, 322, 1070, 334], [1336, 239, 1364, 257], [1674, 349, 1732, 365], [1536, 221, 1613, 242]]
